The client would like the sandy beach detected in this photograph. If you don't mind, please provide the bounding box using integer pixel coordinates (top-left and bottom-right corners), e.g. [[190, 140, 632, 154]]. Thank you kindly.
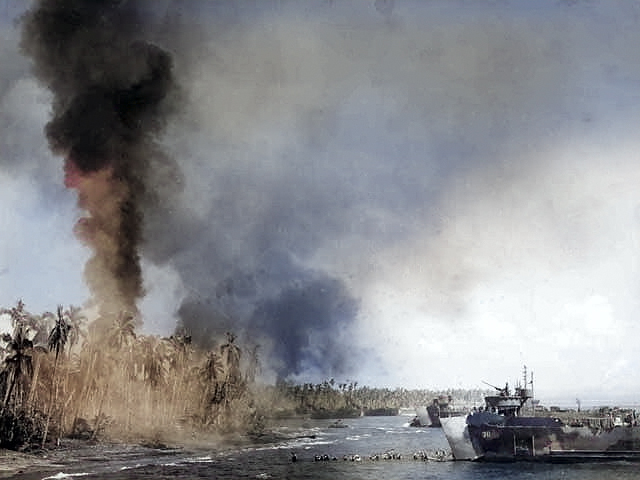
[[0, 440, 194, 479], [0, 449, 67, 478]]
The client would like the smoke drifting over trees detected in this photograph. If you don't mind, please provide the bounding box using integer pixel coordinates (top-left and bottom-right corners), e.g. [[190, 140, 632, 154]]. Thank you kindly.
[[17, 0, 363, 381], [3, 1, 640, 395]]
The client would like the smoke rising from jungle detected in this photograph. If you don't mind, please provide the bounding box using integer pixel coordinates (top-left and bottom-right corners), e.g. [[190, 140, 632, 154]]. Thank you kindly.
[[17, 0, 367, 380], [134, 0, 614, 381], [3, 1, 640, 393], [21, 0, 179, 325]]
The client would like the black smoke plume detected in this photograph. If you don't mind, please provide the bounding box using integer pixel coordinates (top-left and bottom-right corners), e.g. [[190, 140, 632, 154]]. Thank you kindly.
[[18, 0, 362, 381], [20, 0, 177, 321]]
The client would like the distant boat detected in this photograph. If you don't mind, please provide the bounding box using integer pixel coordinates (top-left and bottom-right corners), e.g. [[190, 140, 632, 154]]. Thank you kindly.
[[328, 419, 349, 428], [426, 395, 468, 427], [440, 367, 640, 462], [409, 406, 431, 427]]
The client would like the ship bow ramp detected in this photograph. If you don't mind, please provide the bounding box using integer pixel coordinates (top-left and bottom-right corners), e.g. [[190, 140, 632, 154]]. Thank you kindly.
[[440, 416, 481, 460]]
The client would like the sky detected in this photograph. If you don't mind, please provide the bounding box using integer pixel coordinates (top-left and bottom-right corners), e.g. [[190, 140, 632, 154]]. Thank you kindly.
[[1, 0, 640, 404]]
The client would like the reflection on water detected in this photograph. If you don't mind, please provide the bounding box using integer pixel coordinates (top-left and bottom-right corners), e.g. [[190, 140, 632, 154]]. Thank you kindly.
[[11, 416, 640, 480]]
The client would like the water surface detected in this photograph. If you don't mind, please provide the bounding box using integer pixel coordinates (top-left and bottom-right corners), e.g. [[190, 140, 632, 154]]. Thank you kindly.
[[10, 416, 640, 480]]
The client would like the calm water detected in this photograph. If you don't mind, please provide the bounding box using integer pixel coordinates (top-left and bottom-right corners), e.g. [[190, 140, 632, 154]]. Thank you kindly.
[[12, 415, 640, 480]]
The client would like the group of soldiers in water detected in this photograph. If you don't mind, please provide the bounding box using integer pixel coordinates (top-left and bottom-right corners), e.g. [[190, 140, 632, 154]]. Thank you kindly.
[[291, 449, 450, 463]]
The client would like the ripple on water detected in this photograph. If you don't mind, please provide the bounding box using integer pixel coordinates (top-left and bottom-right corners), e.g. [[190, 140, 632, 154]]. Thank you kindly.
[[42, 473, 92, 480]]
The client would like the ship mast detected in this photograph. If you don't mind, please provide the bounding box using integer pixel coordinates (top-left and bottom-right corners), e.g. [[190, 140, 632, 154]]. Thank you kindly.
[[523, 365, 535, 416], [530, 369, 535, 415]]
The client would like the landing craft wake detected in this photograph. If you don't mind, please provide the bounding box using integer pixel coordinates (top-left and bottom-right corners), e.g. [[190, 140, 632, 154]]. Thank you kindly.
[[440, 367, 640, 462]]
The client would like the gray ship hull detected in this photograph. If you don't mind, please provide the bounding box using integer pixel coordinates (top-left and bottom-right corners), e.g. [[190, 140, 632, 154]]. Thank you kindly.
[[441, 412, 640, 462]]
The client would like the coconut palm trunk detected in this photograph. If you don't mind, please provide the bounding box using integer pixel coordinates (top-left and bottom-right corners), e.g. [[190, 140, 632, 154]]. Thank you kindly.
[[27, 353, 42, 413], [42, 306, 70, 447]]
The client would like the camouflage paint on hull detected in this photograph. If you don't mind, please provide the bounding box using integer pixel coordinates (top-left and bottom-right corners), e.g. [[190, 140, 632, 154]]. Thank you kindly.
[[441, 411, 640, 462]]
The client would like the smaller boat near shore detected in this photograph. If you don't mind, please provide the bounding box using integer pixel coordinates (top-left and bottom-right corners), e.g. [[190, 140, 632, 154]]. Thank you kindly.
[[328, 419, 349, 428], [409, 406, 431, 427], [426, 395, 468, 427], [440, 366, 640, 462]]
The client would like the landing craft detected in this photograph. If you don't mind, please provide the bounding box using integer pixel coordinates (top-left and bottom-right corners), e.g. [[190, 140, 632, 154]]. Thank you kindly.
[[425, 395, 468, 427], [440, 366, 640, 462], [409, 406, 431, 427]]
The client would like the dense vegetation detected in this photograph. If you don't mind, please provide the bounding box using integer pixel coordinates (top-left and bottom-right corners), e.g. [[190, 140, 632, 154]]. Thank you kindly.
[[254, 380, 489, 419], [0, 300, 488, 450], [0, 300, 256, 449]]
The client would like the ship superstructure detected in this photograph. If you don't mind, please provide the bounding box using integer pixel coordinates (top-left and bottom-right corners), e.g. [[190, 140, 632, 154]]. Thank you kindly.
[[440, 367, 640, 462]]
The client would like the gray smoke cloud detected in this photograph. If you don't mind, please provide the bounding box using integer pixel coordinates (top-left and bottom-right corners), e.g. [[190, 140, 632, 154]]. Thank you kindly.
[[137, 0, 594, 377], [4, 0, 640, 387]]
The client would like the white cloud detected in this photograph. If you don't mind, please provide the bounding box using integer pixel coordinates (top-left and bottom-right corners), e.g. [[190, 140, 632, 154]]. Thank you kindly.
[[349, 138, 640, 399]]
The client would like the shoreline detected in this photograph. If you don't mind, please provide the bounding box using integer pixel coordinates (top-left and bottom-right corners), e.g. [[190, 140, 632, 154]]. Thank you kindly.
[[0, 438, 197, 479], [0, 429, 298, 479]]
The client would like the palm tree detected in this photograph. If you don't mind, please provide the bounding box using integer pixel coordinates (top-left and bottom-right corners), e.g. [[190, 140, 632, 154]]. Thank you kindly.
[[1, 314, 35, 411], [48, 306, 71, 362], [0, 300, 27, 326], [167, 333, 192, 368], [200, 350, 224, 412], [202, 351, 223, 385], [197, 333, 244, 425], [42, 305, 71, 445], [219, 332, 242, 385], [55, 305, 86, 434], [63, 306, 87, 356], [107, 311, 136, 352], [138, 335, 167, 388], [24, 310, 55, 411]]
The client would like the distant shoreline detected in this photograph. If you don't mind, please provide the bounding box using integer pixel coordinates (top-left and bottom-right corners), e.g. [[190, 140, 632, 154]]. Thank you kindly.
[[540, 398, 640, 409]]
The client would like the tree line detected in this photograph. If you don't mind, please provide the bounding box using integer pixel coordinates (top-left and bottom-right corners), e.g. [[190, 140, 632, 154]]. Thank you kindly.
[[0, 299, 489, 450], [0, 300, 255, 449], [253, 379, 489, 419]]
